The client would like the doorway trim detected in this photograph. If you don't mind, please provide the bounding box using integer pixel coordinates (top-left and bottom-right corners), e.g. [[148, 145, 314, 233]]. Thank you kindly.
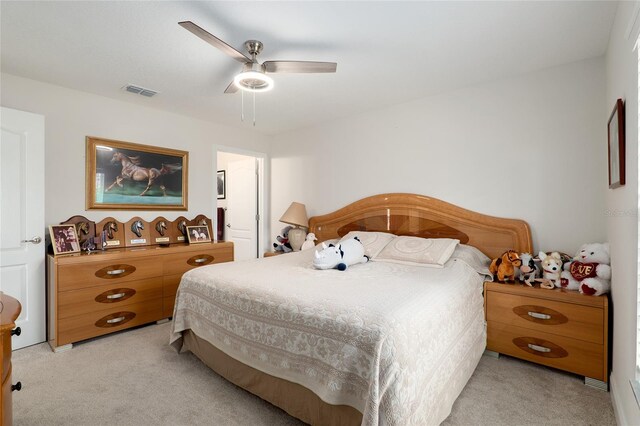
[[213, 145, 268, 258]]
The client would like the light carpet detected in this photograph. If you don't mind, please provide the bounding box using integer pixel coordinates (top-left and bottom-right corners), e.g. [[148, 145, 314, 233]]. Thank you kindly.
[[12, 322, 615, 426]]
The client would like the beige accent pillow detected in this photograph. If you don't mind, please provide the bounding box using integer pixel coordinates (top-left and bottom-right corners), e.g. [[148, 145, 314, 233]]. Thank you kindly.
[[375, 236, 460, 268], [339, 231, 397, 259]]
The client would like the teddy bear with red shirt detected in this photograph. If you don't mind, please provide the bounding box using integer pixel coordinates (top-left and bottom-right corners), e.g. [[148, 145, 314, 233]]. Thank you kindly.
[[559, 242, 611, 296]]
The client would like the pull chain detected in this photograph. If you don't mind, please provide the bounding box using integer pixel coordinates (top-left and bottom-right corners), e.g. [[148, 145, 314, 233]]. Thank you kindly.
[[240, 90, 257, 126]]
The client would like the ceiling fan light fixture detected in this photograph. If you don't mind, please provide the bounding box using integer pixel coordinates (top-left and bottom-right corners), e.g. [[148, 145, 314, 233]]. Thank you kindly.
[[233, 71, 273, 92]]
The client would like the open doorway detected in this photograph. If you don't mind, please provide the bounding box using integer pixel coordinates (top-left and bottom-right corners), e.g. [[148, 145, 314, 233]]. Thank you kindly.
[[215, 148, 266, 261]]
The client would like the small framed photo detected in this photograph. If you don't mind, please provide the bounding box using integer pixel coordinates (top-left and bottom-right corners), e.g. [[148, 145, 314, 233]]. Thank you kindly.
[[186, 225, 212, 244], [217, 170, 226, 200], [608, 98, 625, 189], [49, 225, 81, 255]]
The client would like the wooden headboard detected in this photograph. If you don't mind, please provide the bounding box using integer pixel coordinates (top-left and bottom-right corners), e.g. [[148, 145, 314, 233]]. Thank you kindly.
[[308, 193, 532, 259]]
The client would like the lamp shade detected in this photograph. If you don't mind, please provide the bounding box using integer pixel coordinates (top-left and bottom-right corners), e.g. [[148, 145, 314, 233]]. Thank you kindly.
[[279, 202, 308, 228]]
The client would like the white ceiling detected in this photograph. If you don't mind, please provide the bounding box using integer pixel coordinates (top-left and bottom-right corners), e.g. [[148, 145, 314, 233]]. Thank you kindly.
[[1, 1, 617, 135]]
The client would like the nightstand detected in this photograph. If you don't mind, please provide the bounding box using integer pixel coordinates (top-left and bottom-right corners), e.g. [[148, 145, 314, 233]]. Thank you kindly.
[[484, 281, 609, 390], [264, 251, 284, 257]]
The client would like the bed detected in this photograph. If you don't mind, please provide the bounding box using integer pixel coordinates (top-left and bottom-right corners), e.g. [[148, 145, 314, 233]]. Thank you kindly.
[[170, 193, 532, 425]]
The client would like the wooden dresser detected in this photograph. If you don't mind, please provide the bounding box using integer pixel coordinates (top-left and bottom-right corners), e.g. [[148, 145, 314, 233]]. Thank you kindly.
[[1, 292, 22, 426], [47, 242, 233, 351], [485, 281, 609, 389]]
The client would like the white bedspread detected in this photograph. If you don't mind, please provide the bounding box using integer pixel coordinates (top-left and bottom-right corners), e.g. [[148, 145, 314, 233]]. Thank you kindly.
[[170, 247, 488, 425]]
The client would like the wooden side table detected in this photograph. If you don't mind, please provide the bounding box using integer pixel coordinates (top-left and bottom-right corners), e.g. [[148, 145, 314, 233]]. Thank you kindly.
[[264, 251, 284, 257], [1, 292, 22, 426], [484, 281, 609, 390]]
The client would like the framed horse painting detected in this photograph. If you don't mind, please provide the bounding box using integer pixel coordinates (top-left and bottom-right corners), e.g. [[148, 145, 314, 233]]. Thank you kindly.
[[86, 137, 188, 210]]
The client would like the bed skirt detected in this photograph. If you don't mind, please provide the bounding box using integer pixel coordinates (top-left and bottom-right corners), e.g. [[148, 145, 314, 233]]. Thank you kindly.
[[183, 329, 363, 425], [180, 321, 485, 426]]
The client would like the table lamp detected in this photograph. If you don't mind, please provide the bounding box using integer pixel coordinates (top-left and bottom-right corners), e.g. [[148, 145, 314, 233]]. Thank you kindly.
[[279, 202, 308, 251]]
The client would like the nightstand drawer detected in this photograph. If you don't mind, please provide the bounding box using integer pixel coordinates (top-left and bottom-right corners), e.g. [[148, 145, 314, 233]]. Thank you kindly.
[[487, 321, 605, 381], [486, 290, 603, 344]]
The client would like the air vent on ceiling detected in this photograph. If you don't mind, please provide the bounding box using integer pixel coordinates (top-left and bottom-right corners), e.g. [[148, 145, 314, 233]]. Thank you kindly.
[[123, 84, 158, 97]]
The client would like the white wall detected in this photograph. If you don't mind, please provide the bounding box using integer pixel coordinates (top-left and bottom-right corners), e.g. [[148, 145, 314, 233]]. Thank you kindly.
[[271, 58, 606, 254], [0, 73, 271, 228], [605, 2, 640, 425]]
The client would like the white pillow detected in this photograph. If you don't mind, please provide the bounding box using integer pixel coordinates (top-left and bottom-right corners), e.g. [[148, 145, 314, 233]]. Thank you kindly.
[[375, 236, 459, 268], [447, 244, 492, 278], [339, 231, 397, 259]]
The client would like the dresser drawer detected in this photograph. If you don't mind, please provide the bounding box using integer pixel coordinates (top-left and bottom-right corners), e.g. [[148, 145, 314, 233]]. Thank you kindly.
[[58, 257, 162, 291], [163, 274, 182, 298], [163, 295, 176, 319], [58, 299, 163, 346], [486, 291, 603, 344], [162, 247, 233, 276], [58, 277, 163, 319], [487, 321, 605, 381]]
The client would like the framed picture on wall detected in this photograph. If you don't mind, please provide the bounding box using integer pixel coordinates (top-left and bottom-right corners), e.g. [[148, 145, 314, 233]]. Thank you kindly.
[[86, 137, 188, 210], [217, 170, 226, 200], [607, 98, 625, 189]]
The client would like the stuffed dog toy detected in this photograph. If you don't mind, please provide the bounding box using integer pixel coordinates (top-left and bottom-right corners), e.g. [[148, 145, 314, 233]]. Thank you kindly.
[[536, 251, 563, 289], [489, 250, 522, 282]]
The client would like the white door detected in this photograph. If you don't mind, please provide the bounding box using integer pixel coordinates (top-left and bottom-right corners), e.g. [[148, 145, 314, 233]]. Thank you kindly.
[[0, 107, 46, 349], [227, 157, 257, 261]]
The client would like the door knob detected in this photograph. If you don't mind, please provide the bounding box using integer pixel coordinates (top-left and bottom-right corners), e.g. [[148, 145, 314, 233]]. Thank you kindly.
[[11, 327, 21, 336], [22, 236, 42, 244], [11, 382, 21, 392], [226, 224, 231, 228]]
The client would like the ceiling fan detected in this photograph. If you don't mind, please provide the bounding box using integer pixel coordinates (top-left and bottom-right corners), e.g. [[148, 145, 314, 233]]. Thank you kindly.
[[179, 21, 337, 94]]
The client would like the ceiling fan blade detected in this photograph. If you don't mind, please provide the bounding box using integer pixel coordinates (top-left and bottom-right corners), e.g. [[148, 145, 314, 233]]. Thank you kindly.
[[179, 21, 250, 64], [263, 61, 337, 73], [224, 81, 239, 94]]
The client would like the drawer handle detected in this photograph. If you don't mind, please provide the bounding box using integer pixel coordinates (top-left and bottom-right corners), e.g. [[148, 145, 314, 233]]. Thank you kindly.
[[106, 316, 126, 324], [106, 292, 126, 300], [107, 269, 126, 276], [194, 258, 208, 264], [527, 343, 551, 353], [11, 327, 21, 336], [527, 311, 551, 320], [12, 382, 22, 392]]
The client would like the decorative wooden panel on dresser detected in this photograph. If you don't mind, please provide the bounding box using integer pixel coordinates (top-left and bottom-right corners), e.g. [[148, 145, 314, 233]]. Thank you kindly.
[[47, 242, 233, 352], [484, 281, 609, 389], [1, 292, 22, 426]]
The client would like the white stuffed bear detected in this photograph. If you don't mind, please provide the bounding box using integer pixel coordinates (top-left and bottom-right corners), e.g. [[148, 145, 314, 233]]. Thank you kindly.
[[313, 237, 369, 271], [559, 243, 611, 296]]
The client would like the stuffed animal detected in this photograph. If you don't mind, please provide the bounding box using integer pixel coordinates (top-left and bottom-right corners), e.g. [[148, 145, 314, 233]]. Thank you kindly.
[[273, 226, 293, 253], [301, 233, 317, 251], [559, 243, 611, 296], [313, 237, 369, 271], [518, 252, 539, 286], [535, 251, 562, 289], [489, 250, 522, 282]]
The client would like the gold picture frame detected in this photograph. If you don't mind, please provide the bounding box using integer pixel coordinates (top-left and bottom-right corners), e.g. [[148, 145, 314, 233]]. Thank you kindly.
[[186, 225, 212, 244], [86, 136, 188, 210], [49, 225, 81, 255]]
